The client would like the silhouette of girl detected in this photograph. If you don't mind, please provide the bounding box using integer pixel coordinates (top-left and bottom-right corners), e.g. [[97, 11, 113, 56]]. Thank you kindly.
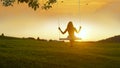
[[58, 21, 81, 47]]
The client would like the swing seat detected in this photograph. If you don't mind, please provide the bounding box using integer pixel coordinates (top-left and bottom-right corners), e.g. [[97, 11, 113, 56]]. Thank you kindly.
[[59, 36, 81, 40]]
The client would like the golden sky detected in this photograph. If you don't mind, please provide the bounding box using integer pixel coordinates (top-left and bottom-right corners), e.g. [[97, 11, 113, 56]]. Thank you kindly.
[[0, 0, 120, 41]]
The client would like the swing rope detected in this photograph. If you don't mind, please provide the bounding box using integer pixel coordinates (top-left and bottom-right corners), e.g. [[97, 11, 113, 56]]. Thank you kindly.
[[78, 0, 80, 24], [57, 0, 60, 40]]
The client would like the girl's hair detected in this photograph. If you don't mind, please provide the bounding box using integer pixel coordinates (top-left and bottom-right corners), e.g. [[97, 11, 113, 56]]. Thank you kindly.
[[67, 21, 74, 29]]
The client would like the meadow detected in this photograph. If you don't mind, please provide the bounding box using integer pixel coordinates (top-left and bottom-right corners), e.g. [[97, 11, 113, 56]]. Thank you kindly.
[[0, 38, 120, 68]]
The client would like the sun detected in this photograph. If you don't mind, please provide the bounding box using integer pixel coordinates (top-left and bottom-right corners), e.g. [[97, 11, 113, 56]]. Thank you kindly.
[[75, 28, 87, 40]]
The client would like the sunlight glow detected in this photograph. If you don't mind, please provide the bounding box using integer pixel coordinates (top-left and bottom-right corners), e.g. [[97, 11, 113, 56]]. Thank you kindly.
[[75, 28, 87, 40]]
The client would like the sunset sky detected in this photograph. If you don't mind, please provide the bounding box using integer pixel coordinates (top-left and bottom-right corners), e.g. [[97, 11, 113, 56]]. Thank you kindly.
[[0, 0, 120, 41]]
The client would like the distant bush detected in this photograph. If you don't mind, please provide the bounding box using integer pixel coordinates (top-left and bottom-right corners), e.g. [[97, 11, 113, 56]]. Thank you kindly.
[[27, 37, 35, 40], [37, 37, 40, 40], [36, 37, 47, 41], [1, 33, 4, 37]]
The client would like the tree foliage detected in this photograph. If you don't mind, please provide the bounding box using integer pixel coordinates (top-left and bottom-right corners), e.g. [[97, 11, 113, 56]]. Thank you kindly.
[[1, 0, 57, 10]]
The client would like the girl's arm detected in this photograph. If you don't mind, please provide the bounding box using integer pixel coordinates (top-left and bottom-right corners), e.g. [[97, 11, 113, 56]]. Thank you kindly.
[[58, 27, 67, 34], [75, 26, 82, 33]]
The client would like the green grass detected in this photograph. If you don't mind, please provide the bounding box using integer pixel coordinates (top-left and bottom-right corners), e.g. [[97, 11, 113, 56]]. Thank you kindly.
[[0, 39, 120, 68]]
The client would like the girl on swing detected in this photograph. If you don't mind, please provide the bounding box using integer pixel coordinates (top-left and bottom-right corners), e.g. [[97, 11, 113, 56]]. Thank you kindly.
[[58, 21, 82, 47]]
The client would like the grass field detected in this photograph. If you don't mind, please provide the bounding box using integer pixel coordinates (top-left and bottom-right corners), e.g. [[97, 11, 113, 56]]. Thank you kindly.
[[0, 38, 120, 68]]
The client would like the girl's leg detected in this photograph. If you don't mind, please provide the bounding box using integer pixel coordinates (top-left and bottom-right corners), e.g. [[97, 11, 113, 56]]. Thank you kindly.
[[70, 40, 74, 47]]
